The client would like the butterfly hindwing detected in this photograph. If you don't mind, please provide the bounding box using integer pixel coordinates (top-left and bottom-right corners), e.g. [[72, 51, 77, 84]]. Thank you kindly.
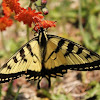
[[44, 34, 100, 77], [0, 37, 42, 83]]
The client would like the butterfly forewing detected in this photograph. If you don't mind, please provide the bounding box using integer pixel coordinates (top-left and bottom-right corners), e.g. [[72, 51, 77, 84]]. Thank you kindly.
[[0, 37, 42, 83]]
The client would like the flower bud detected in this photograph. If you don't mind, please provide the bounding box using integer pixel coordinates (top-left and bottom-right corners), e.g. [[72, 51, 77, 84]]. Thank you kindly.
[[42, 7, 48, 15], [41, 0, 47, 5]]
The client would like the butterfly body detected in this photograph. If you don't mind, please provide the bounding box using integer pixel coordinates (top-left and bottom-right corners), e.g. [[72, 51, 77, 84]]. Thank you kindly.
[[0, 27, 100, 88]]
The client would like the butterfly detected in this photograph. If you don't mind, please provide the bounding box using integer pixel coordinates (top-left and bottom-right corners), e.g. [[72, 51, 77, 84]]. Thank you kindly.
[[0, 27, 100, 89]]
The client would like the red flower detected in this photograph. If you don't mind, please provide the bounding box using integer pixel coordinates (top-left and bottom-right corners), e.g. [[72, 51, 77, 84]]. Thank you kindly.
[[2, 2, 13, 17], [2, 0, 56, 30], [34, 20, 56, 31], [0, 16, 13, 31], [15, 7, 44, 27], [3, 0, 22, 14]]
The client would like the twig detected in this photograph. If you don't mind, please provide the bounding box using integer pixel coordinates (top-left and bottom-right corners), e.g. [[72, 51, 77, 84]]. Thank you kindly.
[[78, 0, 84, 36], [14, 86, 21, 100], [26, 25, 29, 41], [1, 31, 6, 51]]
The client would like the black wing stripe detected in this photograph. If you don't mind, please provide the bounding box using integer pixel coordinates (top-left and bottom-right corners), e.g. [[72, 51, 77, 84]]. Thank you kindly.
[[64, 42, 75, 57], [2, 63, 7, 69], [76, 48, 83, 54], [26, 43, 34, 57], [67, 42, 75, 53], [64, 52, 69, 56], [19, 48, 25, 59], [55, 39, 65, 53]]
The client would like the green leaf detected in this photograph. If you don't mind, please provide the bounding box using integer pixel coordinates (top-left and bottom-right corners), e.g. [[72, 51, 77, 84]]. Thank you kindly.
[[51, 94, 69, 100], [85, 83, 100, 100], [0, 50, 6, 58], [5, 38, 24, 54], [88, 15, 100, 39]]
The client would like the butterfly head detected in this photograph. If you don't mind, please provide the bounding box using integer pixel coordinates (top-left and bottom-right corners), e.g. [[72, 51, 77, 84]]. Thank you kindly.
[[39, 27, 44, 32], [38, 27, 48, 46]]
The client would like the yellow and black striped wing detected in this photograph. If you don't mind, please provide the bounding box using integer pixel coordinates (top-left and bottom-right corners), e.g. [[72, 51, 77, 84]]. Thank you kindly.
[[0, 37, 42, 83], [44, 35, 100, 77]]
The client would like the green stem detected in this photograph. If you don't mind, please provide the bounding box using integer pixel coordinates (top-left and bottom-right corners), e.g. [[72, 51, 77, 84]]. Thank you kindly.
[[26, 25, 29, 41], [0, 85, 2, 100], [78, 0, 84, 36], [34, 3, 40, 11], [14, 86, 21, 100], [6, 81, 13, 96], [15, 21, 19, 37], [79, 0, 86, 83], [29, 1, 32, 8], [1, 31, 6, 51]]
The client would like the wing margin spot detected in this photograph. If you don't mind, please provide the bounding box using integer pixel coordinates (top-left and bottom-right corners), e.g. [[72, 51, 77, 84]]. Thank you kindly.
[[13, 56, 18, 63], [8, 65, 11, 69], [0, 71, 25, 83], [67, 60, 100, 71], [25, 70, 41, 81], [2, 63, 7, 69], [24, 59, 27, 62]]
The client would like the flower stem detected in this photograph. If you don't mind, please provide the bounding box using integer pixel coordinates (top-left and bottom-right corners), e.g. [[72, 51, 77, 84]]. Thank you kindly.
[[6, 81, 13, 96], [14, 86, 21, 100], [34, 3, 40, 11], [79, 0, 86, 83], [1, 31, 6, 51], [78, 0, 84, 36], [29, 1, 32, 8], [26, 25, 29, 41], [0, 85, 2, 100]]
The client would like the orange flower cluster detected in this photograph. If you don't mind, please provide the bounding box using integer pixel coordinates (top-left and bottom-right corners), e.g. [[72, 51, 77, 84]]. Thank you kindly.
[[2, 2, 12, 17], [0, 16, 13, 31], [34, 20, 56, 31], [1, 0, 56, 31], [3, 0, 22, 14], [15, 8, 44, 27], [0, 2, 13, 31]]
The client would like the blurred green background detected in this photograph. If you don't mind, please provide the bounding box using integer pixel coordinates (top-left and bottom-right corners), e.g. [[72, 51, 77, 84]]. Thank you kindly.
[[0, 0, 100, 100]]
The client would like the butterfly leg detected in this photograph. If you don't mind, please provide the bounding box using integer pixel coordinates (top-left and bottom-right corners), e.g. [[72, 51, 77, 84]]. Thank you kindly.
[[46, 76, 51, 88], [37, 79, 41, 89]]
